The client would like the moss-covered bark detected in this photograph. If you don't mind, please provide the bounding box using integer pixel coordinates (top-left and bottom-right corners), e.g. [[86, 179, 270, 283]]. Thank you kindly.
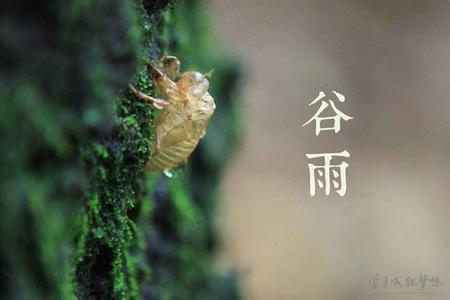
[[142, 2, 242, 299], [0, 0, 241, 299]]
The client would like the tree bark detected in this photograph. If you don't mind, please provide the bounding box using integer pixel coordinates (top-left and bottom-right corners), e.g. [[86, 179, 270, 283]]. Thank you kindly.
[[0, 0, 241, 299]]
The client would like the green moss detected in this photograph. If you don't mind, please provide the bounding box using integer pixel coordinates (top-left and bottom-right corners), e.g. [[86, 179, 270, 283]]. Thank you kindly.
[[0, 0, 145, 298], [74, 1, 170, 298]]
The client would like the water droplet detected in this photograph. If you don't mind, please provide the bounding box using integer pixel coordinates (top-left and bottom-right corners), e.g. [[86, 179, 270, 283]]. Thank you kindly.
[[163, 169, 173, 178]]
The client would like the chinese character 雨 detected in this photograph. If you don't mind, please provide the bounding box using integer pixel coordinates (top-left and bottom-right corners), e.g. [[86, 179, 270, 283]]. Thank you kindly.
[[306, 150, 350, 196], [302, 90, 353, 136]]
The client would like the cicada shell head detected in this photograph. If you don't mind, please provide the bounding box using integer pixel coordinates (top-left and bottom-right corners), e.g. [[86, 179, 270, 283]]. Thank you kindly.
[[159, 56, 180, 81]]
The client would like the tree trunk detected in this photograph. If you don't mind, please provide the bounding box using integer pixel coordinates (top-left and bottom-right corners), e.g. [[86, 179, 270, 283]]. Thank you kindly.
[[0, 0, 241, 299]]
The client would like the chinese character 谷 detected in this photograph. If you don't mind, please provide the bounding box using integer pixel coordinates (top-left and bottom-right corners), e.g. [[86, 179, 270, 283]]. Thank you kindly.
[[302, 90, 353, 136], [305, 150, 350, 196]]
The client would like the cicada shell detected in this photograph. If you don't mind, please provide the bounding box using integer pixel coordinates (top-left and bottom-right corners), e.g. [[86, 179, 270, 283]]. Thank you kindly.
[[129, 56, 215, 171]]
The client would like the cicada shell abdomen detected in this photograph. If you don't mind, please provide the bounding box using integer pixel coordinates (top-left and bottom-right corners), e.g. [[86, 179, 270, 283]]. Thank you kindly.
[[146, 139, 199, 171]]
